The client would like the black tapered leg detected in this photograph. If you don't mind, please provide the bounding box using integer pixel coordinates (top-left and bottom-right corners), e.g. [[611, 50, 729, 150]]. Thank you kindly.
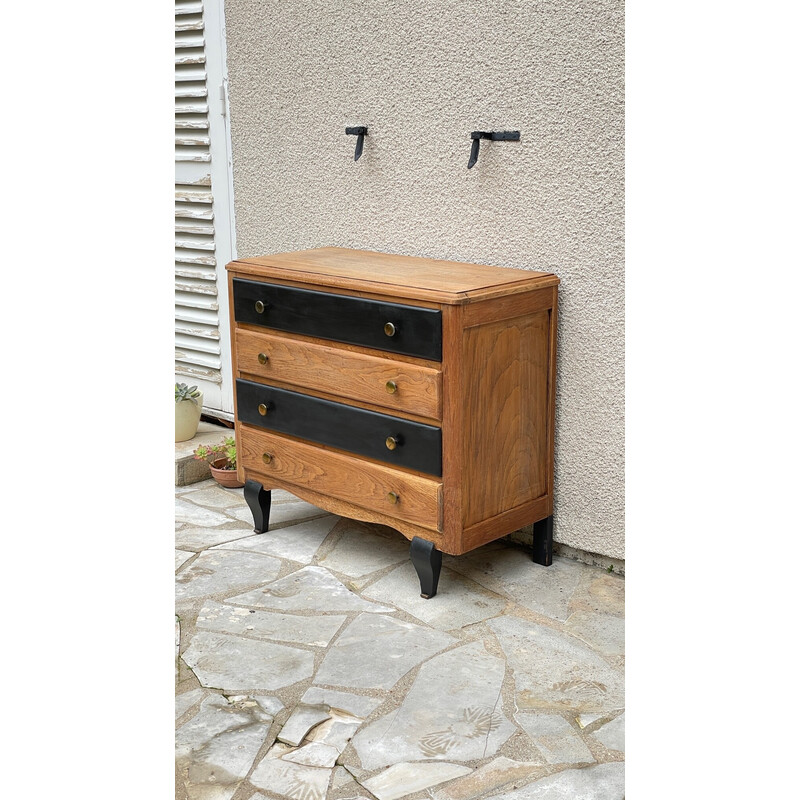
[[532, 515, 553, 566], [410, 536, 442, 599], [244, 480, 271, 534]]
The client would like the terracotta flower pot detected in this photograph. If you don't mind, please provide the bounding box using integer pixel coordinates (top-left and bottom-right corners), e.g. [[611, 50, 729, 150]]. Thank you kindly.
[[209, 458, 244, 488]]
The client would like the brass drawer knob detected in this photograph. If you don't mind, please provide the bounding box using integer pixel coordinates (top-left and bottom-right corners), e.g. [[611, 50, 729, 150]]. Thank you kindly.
[[262, 452, 273, 465], [385, 436, 399, 451], [387, 491, 400, 504], [385, 380, 397, 394], [258, 402, 270, 416], [255, 300, 266, 314], [384, 322, 396, 337], [258, 352, 269, 365]]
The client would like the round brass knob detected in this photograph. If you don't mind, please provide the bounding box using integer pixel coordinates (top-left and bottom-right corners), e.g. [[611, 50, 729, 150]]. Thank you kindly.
[[384, 322, 396, 337], [385, 380, 397, 394], [385, 436, 399, 451], [262, 453, 273, 465], [387, 491, 400, 504], [255, 300, 266, 314], [258, 402, 270, 416], [258, 352, 269, 365]]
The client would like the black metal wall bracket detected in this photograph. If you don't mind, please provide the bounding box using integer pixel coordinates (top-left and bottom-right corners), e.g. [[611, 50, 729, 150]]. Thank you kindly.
[[345, 126, 368, 161], [468, 130, 520, 169]]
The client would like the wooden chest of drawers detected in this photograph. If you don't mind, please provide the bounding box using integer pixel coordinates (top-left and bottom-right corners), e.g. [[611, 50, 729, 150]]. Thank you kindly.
[[227, 247, 559, 597]]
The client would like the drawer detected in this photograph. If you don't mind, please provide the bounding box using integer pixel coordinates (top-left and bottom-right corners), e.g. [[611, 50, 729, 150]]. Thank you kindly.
[[233, 278, 442, 361], [236, 378, 442, 476], [239, 425, 442, 532], [235, 328, 442, 420]]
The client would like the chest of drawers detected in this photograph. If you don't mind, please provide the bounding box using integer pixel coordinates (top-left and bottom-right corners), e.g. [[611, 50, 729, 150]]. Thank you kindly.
[[227, 247, 559, 597]]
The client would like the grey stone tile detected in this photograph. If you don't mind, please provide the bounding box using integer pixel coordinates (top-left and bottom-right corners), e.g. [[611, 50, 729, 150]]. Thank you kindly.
[[175, 694, 274, 800], [490, 761, 624, 800], [352, 641, 515, 771], [576, 713, 604, 729], [196, 600, 347, 647], [176, 551, 282, 602], [332, 766, 354, 788], [305, 716, 362, 753], [314, 613, 455, 691], [175, 688, 205, 721], [176, 498, 233, 527], [300, 687, 383, 719], [176, 526, 257, 551], [590, 713, 624, 753], [515, 713, 595, 765], [282, 742, 340, 768], [214, 516, 340, 563], [182, 631, 314, 691], [176, 550, 194, 570], [180, 484, 245, 509], [316, 521, 411, 577], [431, 756, 543, 800], [249, 757, 331, 800], [362, 762, 473, 800], [569, 573, 625, 617], [226, 566, 395, 614], [363, 562, 507, 631], [447, 548, 584, 622], [227, 499, 329, 528], [489, 616, 624, 713], [277, 705, 332, 746], [564, 611, 625, 657], [226, 695, 285, 717]]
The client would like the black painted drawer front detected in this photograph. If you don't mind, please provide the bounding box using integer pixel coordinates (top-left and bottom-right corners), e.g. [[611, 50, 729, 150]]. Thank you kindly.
[[236, 379, 442, 476], [233, 278, 442, 361]]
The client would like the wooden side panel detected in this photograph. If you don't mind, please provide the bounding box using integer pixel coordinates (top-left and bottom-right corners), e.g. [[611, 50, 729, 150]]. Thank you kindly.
[[461, 308, 551, 529], [440, 304, 465, 552]]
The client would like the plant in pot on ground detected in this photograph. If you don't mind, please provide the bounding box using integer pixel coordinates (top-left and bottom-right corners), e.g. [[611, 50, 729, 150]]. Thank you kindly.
[[193, 436, 244, 488], [175, 382, 203, 442]]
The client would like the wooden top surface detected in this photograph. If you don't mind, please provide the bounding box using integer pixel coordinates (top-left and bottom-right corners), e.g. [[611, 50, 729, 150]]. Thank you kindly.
[[228, 247, 559, 305]]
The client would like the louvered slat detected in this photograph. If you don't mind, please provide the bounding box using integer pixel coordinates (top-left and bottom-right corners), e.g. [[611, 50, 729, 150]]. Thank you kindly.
[[175, 135, 211, 146], [175, 222, 215, 235], [175, 207, 214, 220]]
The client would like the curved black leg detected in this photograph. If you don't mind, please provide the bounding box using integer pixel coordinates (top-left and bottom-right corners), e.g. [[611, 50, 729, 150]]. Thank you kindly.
[[410, 536, 442, 599], [532, 515, 553, 566], [244, 480, 271, 534]]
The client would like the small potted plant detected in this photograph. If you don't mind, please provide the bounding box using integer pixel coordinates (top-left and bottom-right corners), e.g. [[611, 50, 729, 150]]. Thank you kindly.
[[175, 382, 203, 442], [193, 436, 244, 488]]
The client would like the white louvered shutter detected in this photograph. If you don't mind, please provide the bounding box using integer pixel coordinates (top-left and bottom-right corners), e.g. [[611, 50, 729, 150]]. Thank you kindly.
[[175, 0, 236, 417]]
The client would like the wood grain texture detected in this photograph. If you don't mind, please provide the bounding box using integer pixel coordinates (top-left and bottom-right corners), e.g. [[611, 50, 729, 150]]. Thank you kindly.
[[227, 247, 558, 305], [461, 309, 551, 528], [238, 424, 443, 531], [440, 304, 465, 553], [236, 328, 442, 419], [461, 496, 551, 553]]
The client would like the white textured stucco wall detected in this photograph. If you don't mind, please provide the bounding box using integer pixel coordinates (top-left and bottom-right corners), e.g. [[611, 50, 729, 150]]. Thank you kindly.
[[224, 0, 624, 559]]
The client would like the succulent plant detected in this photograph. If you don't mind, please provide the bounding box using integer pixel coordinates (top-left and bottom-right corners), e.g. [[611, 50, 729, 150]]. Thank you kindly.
[[175, 382, 201, 404]]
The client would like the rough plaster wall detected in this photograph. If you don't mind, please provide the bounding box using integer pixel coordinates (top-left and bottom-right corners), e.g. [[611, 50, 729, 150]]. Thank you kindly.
[[224, 0, 624, 559]]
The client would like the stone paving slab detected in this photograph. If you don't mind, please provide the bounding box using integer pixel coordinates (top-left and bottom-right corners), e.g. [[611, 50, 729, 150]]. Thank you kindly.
[[363, 561, 508, 631], [316, 521, 411, 577], [352, 641, 515, 770], [196, 599, 347, 647], [182, 630, 315, 691], [175, 550, 282, 602], [175, 474, 625, 800], [362, 762, 473, 800], [314, 613, 455, 690], [489, 615, 624, 713], [213, 515, 340, 563], [226, 566, 394, 613], [491, 761, 625, 799]]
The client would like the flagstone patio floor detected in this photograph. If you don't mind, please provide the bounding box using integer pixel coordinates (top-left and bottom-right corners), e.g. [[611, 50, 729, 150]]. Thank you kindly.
[[176, 469, 625, 800]]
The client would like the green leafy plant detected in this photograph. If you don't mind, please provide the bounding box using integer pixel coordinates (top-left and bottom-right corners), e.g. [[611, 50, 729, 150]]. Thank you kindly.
[[193, 436, 237, 470], [176, 382, 201, 405]]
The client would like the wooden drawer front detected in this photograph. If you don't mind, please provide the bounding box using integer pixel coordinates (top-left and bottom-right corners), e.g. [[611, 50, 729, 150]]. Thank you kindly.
[[240, 426, 442, 531], [233, 278, 442, 361], [235, 329, 442, 420], [236, 378, 442, 476]]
